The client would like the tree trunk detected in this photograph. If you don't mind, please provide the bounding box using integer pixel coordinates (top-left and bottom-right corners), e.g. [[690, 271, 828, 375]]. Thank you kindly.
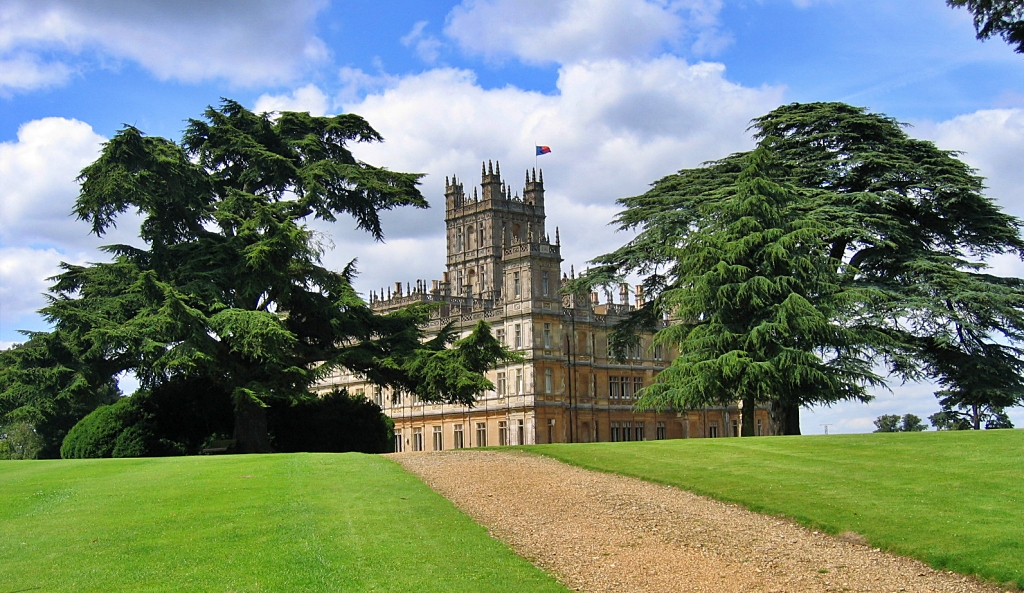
[[769, 399, 802, 435], [741, 396, 755, 437], [972, 404, 981, 430], [233, 396, 272, 453]]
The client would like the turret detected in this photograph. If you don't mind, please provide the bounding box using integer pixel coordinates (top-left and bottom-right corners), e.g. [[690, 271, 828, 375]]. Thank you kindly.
[[481, 160, 503, 202], [524, 167, 544, 209], [445, 175, 466, 210]]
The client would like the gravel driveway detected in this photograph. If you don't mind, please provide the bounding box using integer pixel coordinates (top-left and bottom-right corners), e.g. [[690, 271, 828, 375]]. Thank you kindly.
[[392, 450, 1005, 593]]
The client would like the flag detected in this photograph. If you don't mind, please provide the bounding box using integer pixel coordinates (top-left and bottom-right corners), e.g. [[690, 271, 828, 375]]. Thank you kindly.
[[536, 145, 551, 156]]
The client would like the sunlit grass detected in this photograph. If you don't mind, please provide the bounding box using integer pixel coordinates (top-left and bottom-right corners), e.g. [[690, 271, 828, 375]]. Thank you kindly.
[[0, 453, 567, 593], [525, 430, 1024, 588]]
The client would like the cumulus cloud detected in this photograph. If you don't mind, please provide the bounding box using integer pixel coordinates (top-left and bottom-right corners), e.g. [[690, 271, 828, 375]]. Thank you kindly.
[[0, 117, 144, 339], [0, 0, 329, 92], [0, 117, 106, 248], [253, 84, 331, 117], [444, 0, 727, 64], [313, 57, 781, 300]]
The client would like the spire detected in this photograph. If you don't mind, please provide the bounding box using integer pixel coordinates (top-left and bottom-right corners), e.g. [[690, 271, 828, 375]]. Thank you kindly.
[[555, 227, 560, 245], [539, 169, 544, 183], [482, 161, 486, 178], [532, 167, 537, 182], [495, 160, 500, 177], [488, 160, 493, 175]]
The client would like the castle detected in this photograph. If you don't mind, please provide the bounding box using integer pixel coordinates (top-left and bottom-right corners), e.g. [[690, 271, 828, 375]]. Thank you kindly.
[[316, 161, 768, 451]]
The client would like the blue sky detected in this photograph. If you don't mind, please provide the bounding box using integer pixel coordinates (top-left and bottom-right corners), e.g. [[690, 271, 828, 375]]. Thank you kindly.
[[1, 0, 1023, 433]]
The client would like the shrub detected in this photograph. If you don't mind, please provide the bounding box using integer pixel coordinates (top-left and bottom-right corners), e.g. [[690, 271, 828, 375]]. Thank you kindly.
[[61, 399, 142, 458], [268, 390, 393, 453]]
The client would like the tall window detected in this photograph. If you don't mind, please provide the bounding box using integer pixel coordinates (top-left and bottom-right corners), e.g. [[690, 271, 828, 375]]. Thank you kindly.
[[413, 427, 424, 451], [544, 368, 553, 393], [634, 377, 643, 398], [708, 421, 719, 438], [621, 377, 633, 399], [454, 424, 465, 449], [513, 271, 521, 297], [542, 271, 549, 296], [479, 228, 485, 248], [394, 430, 404, 452], [656, 421, 666, 440], [635, 421, 645, 441], [547, 418, 555, 443], [623, 421, 633, 441], [756, 418, 764, 436], [456, 228, 463, 252], [514, 324, 522, 348], [609, 376, 622, 399], [543, 323, 552, 348], [498, 421, 508, 446], [611, 421, 621, 442], [432, 426, 443, 451], [495, 328, 505, 345], [515, 369, 524, 394], [732, 419, 739, 437], [475, 422, 487, 447], [517, 419, 525, 445], [653, 343, 664, 360], [496, 371, 507, 396]]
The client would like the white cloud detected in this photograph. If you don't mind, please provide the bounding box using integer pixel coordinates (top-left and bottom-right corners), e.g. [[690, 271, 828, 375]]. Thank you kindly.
[[253, 84, 330, 117], [0, 53, 73, 94], [915, 109, 1024, 276], [917, 109, 1024, 216], [444, 0, 727, 64], [321, 56, 781, 300], [0, 247, 68, 325], [401, 21, 444, 64], [0, 0, 329, 91], [0, 117, 106, 249]]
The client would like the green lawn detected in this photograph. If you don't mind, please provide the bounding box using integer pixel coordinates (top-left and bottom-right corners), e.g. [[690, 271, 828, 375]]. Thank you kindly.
[[524, 430, 1024, 588], [0, 454, 567, 593]]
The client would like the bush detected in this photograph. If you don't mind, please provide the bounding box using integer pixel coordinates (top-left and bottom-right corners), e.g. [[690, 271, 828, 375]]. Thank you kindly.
[[61, 377, 233, 458], [60, 398, 143, 458], [268, 390, 393, 453]]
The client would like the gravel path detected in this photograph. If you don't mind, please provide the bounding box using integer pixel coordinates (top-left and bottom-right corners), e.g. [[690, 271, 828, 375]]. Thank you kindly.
[[392, 450, 1005, 593]]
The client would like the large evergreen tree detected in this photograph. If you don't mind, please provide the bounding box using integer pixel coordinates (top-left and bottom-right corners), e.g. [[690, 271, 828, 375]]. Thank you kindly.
[[2, 100, 515, 453], [636, 145, 884, 435], [581, 102, 1024, 434]]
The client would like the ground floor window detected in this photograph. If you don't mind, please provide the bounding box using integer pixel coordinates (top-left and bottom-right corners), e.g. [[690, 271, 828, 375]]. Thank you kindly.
[[394, 430, 404, 452], [635, 421, 645, 441], [432, 425, 443, 451], [611, 421, 621, 442], [476, 422, 487, 447], [708, 421, 718, 438], [413, 427, 424, 451], [756, 418, 764, 436], [656, 421, 666, 440], [547, 418, 555, 443], [732, 419, 739, 437], [454, 424, 465, 449], [517, 419, 525, 445], [623, 421, 633, 441], [498, 420, 509, 446]]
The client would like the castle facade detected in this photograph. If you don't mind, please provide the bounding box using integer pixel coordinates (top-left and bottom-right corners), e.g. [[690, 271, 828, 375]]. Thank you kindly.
[[316, 162, 767, 451]]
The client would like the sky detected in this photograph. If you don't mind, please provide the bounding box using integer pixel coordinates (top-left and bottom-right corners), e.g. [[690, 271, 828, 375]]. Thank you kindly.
[[1, 0, 1023, 433]]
